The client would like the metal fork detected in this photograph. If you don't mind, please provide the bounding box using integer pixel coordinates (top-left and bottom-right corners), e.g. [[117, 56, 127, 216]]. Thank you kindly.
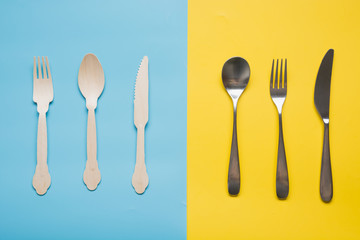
[[270, 59, 289, 199], [33, 56, 53, 195]]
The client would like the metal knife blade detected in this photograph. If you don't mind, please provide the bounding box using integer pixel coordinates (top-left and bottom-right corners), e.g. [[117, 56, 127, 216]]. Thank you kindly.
[[134, 56, 149, 127], [314, 49, 334, 121]]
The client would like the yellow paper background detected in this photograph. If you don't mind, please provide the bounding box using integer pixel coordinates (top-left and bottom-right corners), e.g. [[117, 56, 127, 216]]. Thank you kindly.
[[188, 0, 360, 239]]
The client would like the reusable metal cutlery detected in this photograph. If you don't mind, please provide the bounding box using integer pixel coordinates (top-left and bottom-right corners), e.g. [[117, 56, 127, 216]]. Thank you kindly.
[[222, 57, 250, 195], [270, 59, 289, 199], [32, 56, 53, 195], [132, 56, 149, 194], [314, 49, 334, 203], [78, 53, 105, 191], [220, 52, 335, 202]]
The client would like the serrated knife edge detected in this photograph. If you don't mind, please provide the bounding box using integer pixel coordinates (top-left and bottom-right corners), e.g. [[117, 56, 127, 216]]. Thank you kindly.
[[134, 56, 149, 126]]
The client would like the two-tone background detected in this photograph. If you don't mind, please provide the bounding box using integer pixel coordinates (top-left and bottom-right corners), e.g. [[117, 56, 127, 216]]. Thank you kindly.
[[1, 0, 360, 239]]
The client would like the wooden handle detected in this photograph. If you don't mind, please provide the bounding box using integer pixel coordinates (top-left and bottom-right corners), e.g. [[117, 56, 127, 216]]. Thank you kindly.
[[132, 126, 149, 194], [32, 112, 51, 195], [83, 108, 101, 190]]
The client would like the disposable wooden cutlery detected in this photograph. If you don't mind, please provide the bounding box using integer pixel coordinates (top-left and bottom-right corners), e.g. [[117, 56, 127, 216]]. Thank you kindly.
[[314, 49, 334, 203], [132, 56, 149, 194], [221, 57, 250, 195], [78, 53, 104, 191], [270, 59, 289, 199], [32, 56, 53, 195]]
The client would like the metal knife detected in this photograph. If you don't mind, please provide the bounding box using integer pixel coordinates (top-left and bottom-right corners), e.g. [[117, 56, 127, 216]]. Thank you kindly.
[[132, 56, 149, 194], [314, 49, 334, 202]]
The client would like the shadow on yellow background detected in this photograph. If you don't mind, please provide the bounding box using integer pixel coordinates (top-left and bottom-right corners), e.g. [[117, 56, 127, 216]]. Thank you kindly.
[[188, 0, 360, 239]]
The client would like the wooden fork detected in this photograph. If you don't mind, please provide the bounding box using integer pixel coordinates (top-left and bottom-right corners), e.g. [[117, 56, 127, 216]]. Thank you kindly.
[[32, 56, 53, 195]]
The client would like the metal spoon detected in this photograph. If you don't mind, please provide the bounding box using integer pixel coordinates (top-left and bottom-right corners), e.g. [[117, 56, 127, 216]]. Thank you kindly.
[[78, 53, 105, 190], [222, 57, 250, 195]]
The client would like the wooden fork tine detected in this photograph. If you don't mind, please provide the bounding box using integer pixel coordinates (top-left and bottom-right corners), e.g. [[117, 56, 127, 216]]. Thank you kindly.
[[33, 57, 37, 79], [42, 57, 47, 79], [37, 57, 42, 80], [46, 57, 51, 79]]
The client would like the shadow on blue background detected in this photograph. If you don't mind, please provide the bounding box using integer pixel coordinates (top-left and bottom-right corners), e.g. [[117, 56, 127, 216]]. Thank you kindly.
[[0, 0, 186, 239]]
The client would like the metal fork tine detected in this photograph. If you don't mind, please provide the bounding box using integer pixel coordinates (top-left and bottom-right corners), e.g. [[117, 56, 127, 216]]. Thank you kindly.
[[46, 57, 51, 79], [270, 59, 274, 88], [275, 59, 278, 89], [37, 57, 42, 80], [284, 59, 287, 88], [33, 57, 37, 79], [42, 57, 47, 79], [280, 59, 283, 88]]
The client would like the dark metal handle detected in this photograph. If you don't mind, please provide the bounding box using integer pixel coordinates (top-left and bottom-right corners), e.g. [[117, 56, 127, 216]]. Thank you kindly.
[[276, 113, 289, 199], [228, 108, 240, 195], [320, 123, 333, 202]]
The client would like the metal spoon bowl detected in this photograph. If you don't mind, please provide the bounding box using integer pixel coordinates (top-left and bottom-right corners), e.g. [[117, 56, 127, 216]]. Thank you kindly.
[[222, 57, 250, 195]]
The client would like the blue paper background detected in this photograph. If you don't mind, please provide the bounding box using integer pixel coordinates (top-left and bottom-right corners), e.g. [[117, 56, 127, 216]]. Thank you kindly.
[[0, 0, 187, 239]]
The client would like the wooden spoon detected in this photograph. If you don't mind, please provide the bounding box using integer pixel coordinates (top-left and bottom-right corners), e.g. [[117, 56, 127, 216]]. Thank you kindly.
[[78, 53, 104, 190]]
